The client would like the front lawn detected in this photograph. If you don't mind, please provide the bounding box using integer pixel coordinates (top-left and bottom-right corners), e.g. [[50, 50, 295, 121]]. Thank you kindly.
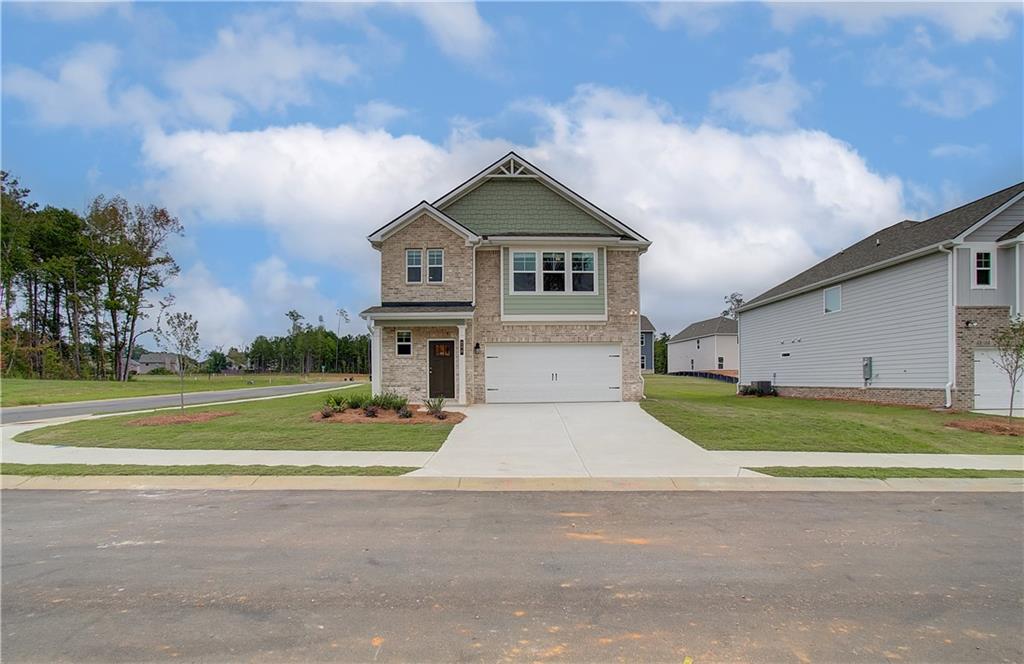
[[754, 466, 1024, 479], [0, 463, 414, 476], [642, 375, 1024, 454], [15, 387, 452, 452], [1, 373, 366, 407]]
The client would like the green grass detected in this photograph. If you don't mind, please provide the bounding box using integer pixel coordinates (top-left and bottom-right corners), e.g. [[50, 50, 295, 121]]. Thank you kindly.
[[1, 373, 366, 407], [0, 463, 413, 476], [753, 466, 1024, 479], [15, 386, 452, 452], [642, 375, 1024, 455]]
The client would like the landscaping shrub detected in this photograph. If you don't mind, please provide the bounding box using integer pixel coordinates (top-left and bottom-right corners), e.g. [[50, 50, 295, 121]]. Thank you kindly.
[[320, 405, 334, 419], [433, 411, 448, 420], [363, 405, 379, 418], [345, 392, 367, 409], [739, 384, 778, 397], [147, 367, 174, 376], [370, 391, 407, 411], [425, 397, 447, 419], [324, 392, 349, 412], [397, 406, 412, 419]]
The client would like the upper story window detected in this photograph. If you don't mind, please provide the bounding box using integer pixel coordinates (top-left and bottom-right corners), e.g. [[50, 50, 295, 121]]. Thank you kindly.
[[406, 250, 422, 283], [571, 252, 595, 292], [973, 249, 995, 288], [640, 333, 645, 347], [427, 248, 444, 283], [512, 251, 537, 292], [824, 285, 842, 314], [396, 330, 412, 356], [696, 338, 700, 349], [542, 252, 566, 292]]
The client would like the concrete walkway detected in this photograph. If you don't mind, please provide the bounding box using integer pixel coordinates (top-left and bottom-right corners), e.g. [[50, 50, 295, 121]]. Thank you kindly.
[[715, 450, 1024, 470], [411, 402, 746, 478]]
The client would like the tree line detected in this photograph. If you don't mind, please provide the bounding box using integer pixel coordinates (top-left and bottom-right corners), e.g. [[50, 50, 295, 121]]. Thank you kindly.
[[244, 310, 369, 375]]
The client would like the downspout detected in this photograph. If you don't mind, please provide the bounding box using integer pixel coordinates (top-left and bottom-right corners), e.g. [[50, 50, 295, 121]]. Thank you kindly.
[[939, 245, 955, 408]]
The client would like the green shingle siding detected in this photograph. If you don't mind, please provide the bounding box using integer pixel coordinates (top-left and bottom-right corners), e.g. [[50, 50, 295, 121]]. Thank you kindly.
[[441, 179, 619, 237], [501, 247, 606, 316]]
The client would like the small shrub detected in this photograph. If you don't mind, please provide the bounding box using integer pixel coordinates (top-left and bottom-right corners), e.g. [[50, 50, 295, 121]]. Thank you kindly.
[[433, 410, 448, 420], [320, 405, 334, 419], [370, 391, 407, 411], [739, 384, 778, 397], [324, 393, 349, 412], [147, 367, 174, 376], [363, 405, 379, 418], [424, 397, 446, 416], [397, 406, 413, 419], [346, 392, 367, 409]]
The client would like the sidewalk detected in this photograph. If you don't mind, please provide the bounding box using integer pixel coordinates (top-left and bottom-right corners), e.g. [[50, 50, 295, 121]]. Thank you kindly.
[[713, 450, 1024, 470]]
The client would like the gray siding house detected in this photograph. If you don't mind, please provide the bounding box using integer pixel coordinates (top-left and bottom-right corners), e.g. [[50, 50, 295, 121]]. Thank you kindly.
[[738, 182, 1024, 410], [667, 316, 738, 374], [640, 315, 655, 374]]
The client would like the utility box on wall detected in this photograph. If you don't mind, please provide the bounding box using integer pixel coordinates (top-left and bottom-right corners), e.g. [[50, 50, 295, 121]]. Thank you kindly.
[[862, 357, 873, 383]]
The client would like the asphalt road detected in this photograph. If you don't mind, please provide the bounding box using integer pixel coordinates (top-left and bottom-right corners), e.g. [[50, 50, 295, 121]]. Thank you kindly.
[[3, 491, 1022, 663], [0, 381, 355, 423]]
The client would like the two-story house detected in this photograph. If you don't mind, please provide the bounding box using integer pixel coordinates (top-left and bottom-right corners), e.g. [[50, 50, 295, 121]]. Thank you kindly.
[[360, 152, 651, 404], [667, 315, 738, 374], [738, 182, 1024, 411]]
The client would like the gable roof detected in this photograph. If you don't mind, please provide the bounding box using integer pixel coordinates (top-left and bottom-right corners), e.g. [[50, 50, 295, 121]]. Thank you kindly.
[[139, 352, 178, 363], [669, 316, 737, 343], [640, 315, 656, 332], [433, 152, 650, 244], [999, 220, 1024, 242], [742, 181, 1024, 311], [367, 201, 480, 246]]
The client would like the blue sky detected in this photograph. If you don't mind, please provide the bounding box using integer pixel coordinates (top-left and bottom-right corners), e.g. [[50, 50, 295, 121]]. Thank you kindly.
[[3, 2, 1022, 350]]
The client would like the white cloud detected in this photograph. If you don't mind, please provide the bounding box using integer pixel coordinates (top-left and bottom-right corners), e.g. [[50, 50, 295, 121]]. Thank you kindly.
[[165, 263, 250, 349], [164, 15, 358, 129], [867, 28, 999, 118], [141, 85, 907, 335], [400, 2, 495, 60], [929, 143, 989, 158], [709, 48, 811, 128], [643, 3, 727, 34], [10, 1, 132, 22], [769, 2, 1022, 43], [354, 100, 409, 128]]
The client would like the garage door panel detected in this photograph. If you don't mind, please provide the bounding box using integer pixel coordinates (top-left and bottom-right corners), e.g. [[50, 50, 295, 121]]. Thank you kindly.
[[974, 349, 1023, 410], [486, 343, 621, 403]]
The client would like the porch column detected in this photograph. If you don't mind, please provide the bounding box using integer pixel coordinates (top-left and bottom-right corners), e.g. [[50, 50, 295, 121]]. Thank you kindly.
[[370, 325, 382, 396], [457, 324, 467, 404]]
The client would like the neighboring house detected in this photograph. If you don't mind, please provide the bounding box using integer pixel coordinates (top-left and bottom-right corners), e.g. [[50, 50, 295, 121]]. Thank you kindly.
[[137, 352, 180, 374], [667, 316, 738, 374], [738, 182, 1024, 411], [124, 358, 142, 375], [360, 152, 651, 404], [640, 315, 656, 374]]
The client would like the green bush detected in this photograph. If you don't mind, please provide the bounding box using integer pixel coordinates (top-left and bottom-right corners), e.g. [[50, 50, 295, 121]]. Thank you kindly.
[[324, 392, 349, 412], [345, 392, 368, 409], [320, 405, 334, 419], [424, 397, 446, 418], [739, 384, 778, 397], [146, 367, 174, 376], [370, 391, 407, 411]]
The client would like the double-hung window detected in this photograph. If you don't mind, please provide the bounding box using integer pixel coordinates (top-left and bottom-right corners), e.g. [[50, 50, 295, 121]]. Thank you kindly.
[[640, 354, 647, 369], [640, 333, 645, 347], [427, 249, 444, 283], [824, 285, 841, 313], [406, 250, 422, 283], [396, 330, 412, 356], [717, 356, 724, 370], [973, 250, 995, 288], [571, 251, 595, 292], [512, 251, 537, 292], [542, 252, 566, 292]]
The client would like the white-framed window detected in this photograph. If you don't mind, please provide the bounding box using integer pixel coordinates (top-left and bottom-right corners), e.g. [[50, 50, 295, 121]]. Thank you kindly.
[[640, 354, 647, 369], [406, 249, 422, 284], [690, 359, 694, 370], [542, 251, 566, 292], [640, 333, 645, 347], [696, 338, 700, 349], [512, 251, 537, 292], [824, 285, 842, 314], [717, 356, 724, 370], [571, 251, 595, 292], [427, 248, 444, 283], [972, 249, 996, 288], [396, 330, 412, 356]]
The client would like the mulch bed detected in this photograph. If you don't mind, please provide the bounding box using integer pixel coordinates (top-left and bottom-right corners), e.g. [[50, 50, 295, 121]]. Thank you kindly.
[[127, 411, 238, 427], [312, 409, 466, 425], [947, 419, 1024, 436]]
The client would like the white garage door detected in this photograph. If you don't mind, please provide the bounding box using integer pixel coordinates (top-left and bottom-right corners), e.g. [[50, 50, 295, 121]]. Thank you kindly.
[[974, 349, 1022, 410], [485, 343, 622, 403]]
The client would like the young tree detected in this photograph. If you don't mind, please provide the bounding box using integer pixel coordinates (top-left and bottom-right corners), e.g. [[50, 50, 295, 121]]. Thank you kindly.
[[205, 349, 228, 374], [653, 332, 670, 374], [722, 292, 745, 319], [156, 311, 199, 411], [991, 316, 1024, 421]]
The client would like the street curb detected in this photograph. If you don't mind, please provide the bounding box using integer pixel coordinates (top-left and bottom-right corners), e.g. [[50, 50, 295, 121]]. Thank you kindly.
[[2, 475, 1021, 492]]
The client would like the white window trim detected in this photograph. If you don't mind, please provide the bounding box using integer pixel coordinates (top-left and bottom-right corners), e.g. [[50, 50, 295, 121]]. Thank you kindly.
[[405, 249, 422, 284], [717, 356, 724, 370], [640, 333, 645, 347], [427, 248, 444, 284], [824, 284, 842, 314], [506, 247, 600, 296], [640, 354, 646, 369], [971, 247, 997, 289], [395, 330, 412, 356]]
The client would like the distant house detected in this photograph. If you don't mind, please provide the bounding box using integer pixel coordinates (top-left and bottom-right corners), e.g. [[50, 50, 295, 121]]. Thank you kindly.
[[137, 352, 180, 374], [640, 315, 656, 374], [667, 316, 738, 374]]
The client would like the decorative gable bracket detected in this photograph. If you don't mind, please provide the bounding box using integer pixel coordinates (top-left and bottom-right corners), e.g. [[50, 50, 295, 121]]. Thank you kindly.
[[490, 155, 534, 177]]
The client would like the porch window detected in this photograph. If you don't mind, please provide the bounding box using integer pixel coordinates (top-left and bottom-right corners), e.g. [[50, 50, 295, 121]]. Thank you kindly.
[[542, 252, 566, 292], [973, 250, 995, 288], [406, 250, 422, 283], [571, 251, 595, 292], [427, 248, 444, 283], [512, 251, 537, 292], [396, 330, 412, 356]]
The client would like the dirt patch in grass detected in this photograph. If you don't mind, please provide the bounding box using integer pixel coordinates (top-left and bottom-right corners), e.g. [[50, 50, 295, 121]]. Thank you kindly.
[[312, 409, 466, 425], [947, 419, 1024, 436], [127, 411, 238, 427]]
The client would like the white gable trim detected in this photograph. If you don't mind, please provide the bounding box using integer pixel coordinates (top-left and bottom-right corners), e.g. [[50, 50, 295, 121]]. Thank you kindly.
[[953, 189, 1024, 242], [432, 151, 650, 245], [367, 201, 480, 247]]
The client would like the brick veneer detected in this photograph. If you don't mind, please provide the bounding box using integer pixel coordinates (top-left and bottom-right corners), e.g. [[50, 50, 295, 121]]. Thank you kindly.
[[380, 326, 461, 403], [954, 305, 1011, 410], [379, 214, 474, 303], [775, 386, 947, 408]]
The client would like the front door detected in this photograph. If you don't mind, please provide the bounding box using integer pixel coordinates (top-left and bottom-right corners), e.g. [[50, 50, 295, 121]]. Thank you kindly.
[[428, 340, 456, 399]]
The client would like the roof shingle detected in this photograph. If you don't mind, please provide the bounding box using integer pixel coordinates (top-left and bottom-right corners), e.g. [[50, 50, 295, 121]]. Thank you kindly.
[[669, 316, 737, 343]]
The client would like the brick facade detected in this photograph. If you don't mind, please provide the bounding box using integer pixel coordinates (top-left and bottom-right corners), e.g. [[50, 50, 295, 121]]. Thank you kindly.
[[775, 386, 948, 408], [953, 305, 1011, 410], [379, 214, 474, 303], [379, 326, 462, 404]]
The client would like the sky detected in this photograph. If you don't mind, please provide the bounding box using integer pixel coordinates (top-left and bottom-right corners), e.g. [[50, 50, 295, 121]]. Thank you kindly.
[[3, 1, 1022, 352]]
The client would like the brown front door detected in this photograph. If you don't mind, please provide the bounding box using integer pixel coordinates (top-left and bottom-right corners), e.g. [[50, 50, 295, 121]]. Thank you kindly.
[[428, 340, 455, 399]]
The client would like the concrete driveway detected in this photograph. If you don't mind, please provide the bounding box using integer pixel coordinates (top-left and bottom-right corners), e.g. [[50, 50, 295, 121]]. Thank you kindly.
[[412, 402, 744, 478]]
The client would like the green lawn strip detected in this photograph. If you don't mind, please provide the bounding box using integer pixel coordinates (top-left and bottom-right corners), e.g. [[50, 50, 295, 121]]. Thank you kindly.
[[642, 375, 1024, 455], [752, 466, 1024, 479], [1, 374, 364, 406], [15, 387, 452, 452], [0, 463, 414, 477]]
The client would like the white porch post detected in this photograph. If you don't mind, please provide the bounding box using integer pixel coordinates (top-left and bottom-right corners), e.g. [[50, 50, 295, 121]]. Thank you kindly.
[[457, 324, 467, 404], [370, 324, 382, 396]]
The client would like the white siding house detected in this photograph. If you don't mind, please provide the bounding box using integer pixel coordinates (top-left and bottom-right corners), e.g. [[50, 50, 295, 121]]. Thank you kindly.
[[667, 316, 738, 374]]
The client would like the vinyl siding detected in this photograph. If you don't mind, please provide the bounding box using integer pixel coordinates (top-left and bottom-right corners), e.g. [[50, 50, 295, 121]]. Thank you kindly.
[[964, 199, 1024, 241], [641, 331, 654, 371], [956, 246, 1016, 307], [501, 247, 606, 317], [668, 335, 735, 373], [739, 251, 949, 388]]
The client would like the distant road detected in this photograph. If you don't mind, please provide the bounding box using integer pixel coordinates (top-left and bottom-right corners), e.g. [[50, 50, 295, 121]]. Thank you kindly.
[[0, 381, 357, 424]]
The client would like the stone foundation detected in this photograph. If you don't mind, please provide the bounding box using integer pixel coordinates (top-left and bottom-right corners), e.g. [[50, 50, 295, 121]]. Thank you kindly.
[[774, 386, 948, 408]]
